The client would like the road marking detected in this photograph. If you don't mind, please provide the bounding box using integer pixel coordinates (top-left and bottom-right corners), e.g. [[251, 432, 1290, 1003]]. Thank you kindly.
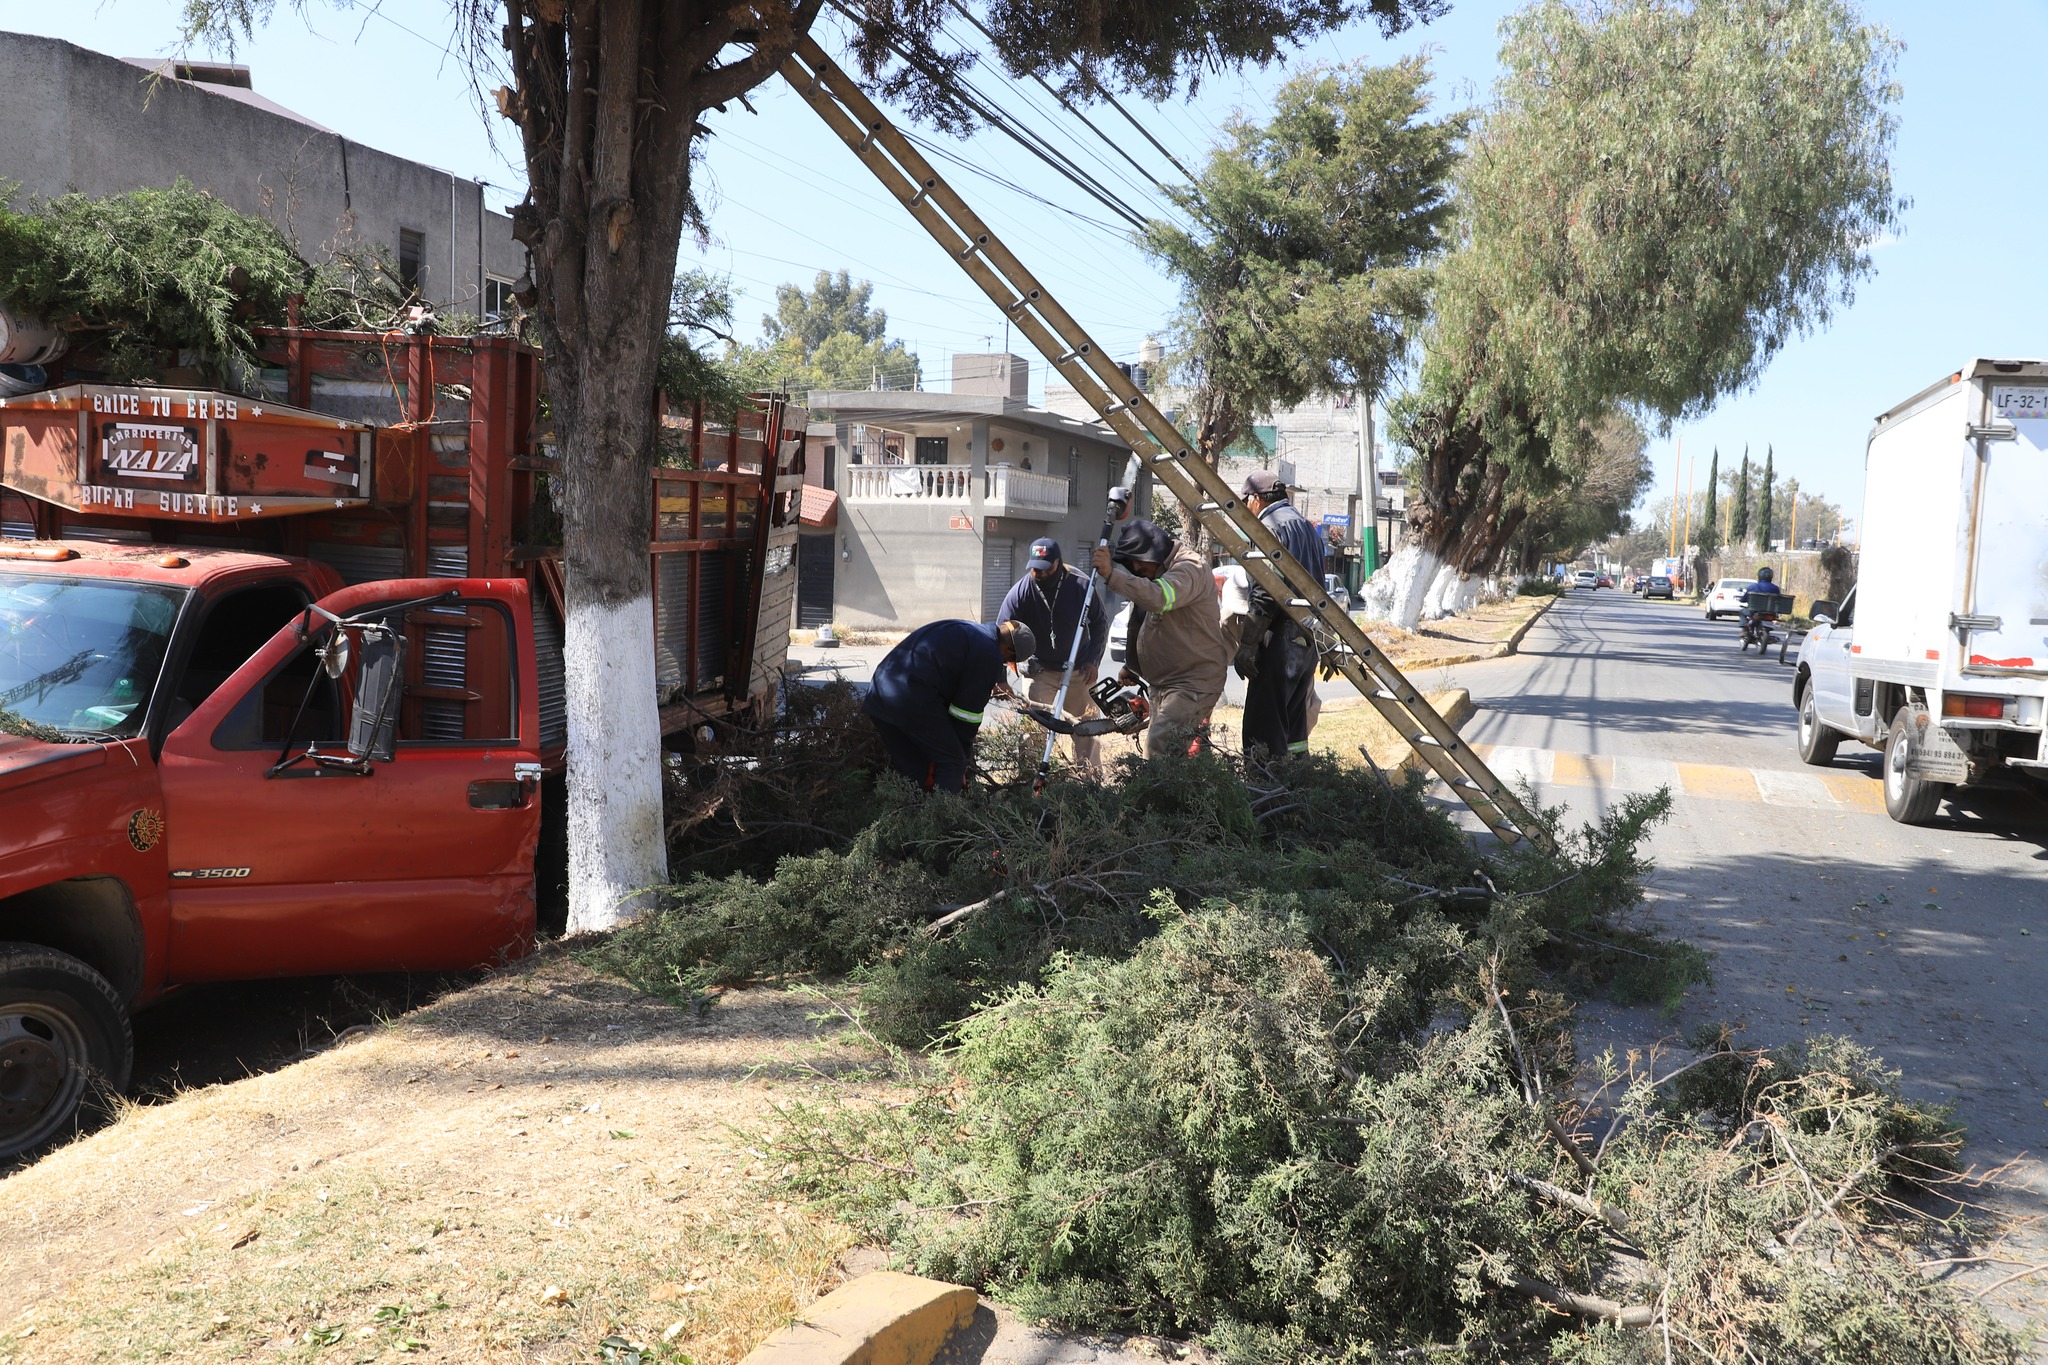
[[1549, 751, 1609, 787], [1676, 761, 1760, 803], [1819, 771, 1888, 815], [1468, 745, 1885, 814]]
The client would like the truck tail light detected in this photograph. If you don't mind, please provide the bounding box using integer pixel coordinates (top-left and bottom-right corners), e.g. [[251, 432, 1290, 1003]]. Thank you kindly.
[[1942, 694, 2011, 720]]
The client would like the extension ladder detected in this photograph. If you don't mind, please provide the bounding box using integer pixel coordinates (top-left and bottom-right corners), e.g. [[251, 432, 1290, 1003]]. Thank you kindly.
[[780, 35, 1550, 850]]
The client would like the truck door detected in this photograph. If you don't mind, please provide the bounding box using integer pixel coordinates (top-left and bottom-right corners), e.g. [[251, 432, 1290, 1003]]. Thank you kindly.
[[1809, 588, 1858, 730], [155, 579, 543, 981], [1965, 389, 2048, 672]]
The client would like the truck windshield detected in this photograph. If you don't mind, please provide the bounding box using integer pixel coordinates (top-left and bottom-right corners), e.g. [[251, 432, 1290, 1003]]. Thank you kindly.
[[0, 573, 188, 740]]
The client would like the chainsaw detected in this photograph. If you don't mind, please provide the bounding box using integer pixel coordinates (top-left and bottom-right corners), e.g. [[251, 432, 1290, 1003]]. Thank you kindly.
[[1018, 675, 1150, 738]]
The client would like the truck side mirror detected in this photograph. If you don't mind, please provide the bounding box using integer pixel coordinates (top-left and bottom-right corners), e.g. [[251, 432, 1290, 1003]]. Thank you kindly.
[[1811, 599, 1839, 626], [346, 627, 406, 763]]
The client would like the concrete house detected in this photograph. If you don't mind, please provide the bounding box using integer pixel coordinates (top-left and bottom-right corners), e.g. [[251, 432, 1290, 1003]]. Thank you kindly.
[[0, 30, 525, 318], [799, 353, 1138, 629]]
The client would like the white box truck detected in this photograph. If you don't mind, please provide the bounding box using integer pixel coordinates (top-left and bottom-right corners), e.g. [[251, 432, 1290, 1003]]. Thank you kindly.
[[1793, 358, 2048, 822]]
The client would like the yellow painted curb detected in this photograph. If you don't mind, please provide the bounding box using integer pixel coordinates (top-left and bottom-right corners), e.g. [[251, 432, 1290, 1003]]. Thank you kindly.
[[739, 1271, 977, 1365]]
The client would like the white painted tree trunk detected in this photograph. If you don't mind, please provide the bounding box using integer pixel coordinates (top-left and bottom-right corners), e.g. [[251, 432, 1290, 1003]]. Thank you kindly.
[[563, 595, 669, 934], [1423, 567, 1489, 619], [1359, 542, 1444, 630]]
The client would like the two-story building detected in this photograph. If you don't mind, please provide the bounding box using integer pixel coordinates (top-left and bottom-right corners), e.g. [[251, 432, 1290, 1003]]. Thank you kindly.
[[796, 353, 1140, 629], [0, 30, 525, 318]]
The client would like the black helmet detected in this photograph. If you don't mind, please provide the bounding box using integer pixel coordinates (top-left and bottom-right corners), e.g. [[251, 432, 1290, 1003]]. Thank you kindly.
[[1756, 566, 1775, 581], [1111, 519, 1173, 569]]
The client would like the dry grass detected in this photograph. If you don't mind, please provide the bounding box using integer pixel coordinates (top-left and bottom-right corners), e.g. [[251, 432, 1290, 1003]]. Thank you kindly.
[[0, 952, 877, 1363]]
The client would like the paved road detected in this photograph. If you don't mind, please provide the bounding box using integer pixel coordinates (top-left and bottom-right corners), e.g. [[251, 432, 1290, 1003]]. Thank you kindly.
[[1408, 588, 2048, 1316]]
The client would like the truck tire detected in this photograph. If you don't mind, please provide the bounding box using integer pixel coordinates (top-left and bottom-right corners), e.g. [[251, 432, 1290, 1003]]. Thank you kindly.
[[0, 945, 133, 1162], [1882, 708, 1949, 825], [1797, 689, 1840, 766]]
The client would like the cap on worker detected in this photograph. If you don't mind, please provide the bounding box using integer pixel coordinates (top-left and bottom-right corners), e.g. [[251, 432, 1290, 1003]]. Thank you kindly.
[[1111, 518, 1173, 568], [1004, 620, 1038, 665], [1027, 538, 1061, 571], [1239, 469, 1286, 501]]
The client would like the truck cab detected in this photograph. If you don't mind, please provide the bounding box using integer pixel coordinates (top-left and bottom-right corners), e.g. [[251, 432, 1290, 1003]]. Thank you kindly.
[[2, 540, 544, 1157]]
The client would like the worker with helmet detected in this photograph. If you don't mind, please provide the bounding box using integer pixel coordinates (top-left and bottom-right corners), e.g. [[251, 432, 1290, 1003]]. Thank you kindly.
[[1092, 518, 1228, 757]]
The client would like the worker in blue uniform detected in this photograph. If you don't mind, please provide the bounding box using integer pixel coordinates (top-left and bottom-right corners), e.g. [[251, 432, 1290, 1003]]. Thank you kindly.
[[1235, 469, 1325, 758], [863, 617, 1035, 792]]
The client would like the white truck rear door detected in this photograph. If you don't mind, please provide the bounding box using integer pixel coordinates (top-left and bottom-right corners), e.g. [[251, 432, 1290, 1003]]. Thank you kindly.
[[1965, 384, 2048, 674]]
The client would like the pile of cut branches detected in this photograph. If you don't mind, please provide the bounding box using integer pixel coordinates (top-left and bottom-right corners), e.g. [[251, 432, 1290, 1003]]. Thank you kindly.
[[776, 909, 2015, 1363], [592, 740, 1690, 1044], [586, 735, 2015, 1361]]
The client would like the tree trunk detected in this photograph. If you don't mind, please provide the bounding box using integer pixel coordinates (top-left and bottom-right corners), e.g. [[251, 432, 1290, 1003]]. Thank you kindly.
[[1360, 411, 1485, 628], [504, 0, 818, 932]]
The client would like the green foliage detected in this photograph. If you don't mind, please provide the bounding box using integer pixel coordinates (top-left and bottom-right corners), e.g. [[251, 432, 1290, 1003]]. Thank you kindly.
[[1393, 0, 1903, 574], [724, 271, 921, 396], [1731, 449, 1753, 546], [657, 270, 753, 429], [1699, 449, 1722, 558], [0, 180, 308, 383], [1517, 575, 1565, 598], [1143, 58, 1463, 465], [1759, 445, 1777, 550], [591, 744, 1688, 1048]]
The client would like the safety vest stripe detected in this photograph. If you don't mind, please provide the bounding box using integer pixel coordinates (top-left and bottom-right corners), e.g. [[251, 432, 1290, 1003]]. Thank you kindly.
[[1158, 579, 1177, 612], [1288, 740, 1310, 753], [949, 704, 983, 724]]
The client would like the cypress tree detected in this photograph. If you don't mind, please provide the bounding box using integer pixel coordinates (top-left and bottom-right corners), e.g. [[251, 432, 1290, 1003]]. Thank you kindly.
[[1700, 448, 1721, 556], [1759, 446, 1776, 551], [1731, 448, 1751, 547]]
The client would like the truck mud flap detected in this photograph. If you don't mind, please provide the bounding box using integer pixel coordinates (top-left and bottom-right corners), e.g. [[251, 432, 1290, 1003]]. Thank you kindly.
[[1909, 715, 1970, 784]]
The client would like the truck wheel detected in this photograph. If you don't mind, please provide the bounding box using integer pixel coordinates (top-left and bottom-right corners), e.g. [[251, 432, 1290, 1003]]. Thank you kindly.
[[1797, 690, 1840, 766], [1882, 708, 1949, 825], [0, 945, 132, 1162]]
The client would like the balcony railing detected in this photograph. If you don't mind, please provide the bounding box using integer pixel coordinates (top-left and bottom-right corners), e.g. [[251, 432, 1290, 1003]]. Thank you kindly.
[[843, 463, 1070, 520]]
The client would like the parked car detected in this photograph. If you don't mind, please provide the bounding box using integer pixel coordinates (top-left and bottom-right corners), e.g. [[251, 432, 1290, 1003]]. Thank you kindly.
[[1630, 575, 1647, 594], [1323, 572, 1352, 613], [1643, 575, 1675, 599], [1595, 574, 1614, 589], [1572, 570, 1599, 589], [1703, 577, 1752, 620]]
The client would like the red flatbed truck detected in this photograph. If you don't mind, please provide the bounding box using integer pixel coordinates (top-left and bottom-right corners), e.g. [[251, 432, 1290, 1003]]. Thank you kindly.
[[0, 326, 805, 1157]]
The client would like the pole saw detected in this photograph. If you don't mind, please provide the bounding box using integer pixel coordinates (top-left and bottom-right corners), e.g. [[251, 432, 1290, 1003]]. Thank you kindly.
[[1023, 464, 1149, 793]]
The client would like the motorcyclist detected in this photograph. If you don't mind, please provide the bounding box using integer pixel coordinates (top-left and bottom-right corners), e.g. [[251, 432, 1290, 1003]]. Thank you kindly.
[[1739, 565, 1784, 641]]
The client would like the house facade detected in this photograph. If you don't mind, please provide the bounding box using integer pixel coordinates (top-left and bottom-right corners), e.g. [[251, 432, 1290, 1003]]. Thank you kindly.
[[802, 354, 1139, 629], [0, 30, 525, 318]]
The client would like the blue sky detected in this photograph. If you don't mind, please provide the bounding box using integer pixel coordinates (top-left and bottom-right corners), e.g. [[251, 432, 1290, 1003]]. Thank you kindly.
[[8, 0, 2044, 532]]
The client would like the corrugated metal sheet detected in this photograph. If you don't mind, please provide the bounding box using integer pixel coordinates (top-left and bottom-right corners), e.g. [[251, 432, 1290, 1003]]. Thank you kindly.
[[982, 539, 1014, 622], [656, 553, 691, 702], [532, 594, 568, 749], [308, 541, 405, 586], [695, 551, 731, 690], [0, 520, 34, 540], [61, 525, 150, 544], [420, 547, 471, 741]]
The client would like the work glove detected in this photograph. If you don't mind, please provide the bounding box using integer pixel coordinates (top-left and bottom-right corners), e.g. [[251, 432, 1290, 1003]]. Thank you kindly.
[[1233, 629, 1268, 682]]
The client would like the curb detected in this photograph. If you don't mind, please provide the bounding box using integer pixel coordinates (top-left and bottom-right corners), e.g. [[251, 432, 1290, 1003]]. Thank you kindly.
[[1386, 595, 1556, 672], [739, 1271, 977, 1365], [1500, 594, 1556, 654]]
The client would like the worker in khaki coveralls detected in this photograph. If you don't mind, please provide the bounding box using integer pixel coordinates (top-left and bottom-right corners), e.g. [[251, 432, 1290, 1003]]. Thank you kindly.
[[1093, 519, 1227, 757]]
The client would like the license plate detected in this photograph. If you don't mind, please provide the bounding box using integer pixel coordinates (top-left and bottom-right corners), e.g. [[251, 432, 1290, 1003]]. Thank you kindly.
[[1991, 384, 2048, 421]]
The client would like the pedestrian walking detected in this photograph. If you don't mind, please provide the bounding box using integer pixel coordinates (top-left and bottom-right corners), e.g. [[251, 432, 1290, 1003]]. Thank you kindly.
[[1234, 471, 1324, 758], [863, 618, 1034, 792], [1092, 518, 1228, 757], [997, 538, 1110, 776]]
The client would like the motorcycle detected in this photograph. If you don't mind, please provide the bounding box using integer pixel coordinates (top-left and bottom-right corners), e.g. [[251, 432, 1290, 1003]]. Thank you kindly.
[[1738, 591, 1795, 654]]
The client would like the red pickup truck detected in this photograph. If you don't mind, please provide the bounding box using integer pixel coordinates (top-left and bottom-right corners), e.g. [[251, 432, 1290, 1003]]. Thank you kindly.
[[0, 327, 805, 1158]]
